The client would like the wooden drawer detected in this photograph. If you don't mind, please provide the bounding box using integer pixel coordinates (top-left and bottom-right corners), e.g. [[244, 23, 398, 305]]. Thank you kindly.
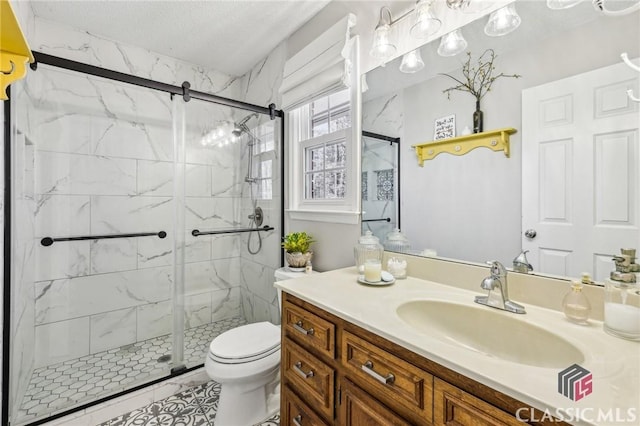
[[283, 301, 335, 359], [341, 330, 434, 425], [339, 378, 411, 426], [283, 337, 335, 421], [434, 378, 522, 426], [282, 385, 330, 426]]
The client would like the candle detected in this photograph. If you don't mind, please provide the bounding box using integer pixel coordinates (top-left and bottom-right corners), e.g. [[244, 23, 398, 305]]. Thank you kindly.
[[364, 259, 382, 282]]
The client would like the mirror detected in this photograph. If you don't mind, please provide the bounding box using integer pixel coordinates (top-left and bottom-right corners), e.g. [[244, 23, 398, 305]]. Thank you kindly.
[[361, 131, 400, 243], [362, 1, 640, 283]]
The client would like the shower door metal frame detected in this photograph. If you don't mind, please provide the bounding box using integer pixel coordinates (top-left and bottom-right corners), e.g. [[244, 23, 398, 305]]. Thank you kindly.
[[1, 52, 286, 426]]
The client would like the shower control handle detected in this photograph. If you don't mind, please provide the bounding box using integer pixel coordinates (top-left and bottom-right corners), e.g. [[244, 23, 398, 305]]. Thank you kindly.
[[293, 321, 314, 336], [293, 361, 314, 379], [293, 415, 303, 426]]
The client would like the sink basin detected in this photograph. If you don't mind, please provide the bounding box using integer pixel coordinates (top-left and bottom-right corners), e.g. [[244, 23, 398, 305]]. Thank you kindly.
[[396, 300, 584, 368]]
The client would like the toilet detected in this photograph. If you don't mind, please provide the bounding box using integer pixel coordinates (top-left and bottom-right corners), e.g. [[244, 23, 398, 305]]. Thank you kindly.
[[205, 267, 314, 425]]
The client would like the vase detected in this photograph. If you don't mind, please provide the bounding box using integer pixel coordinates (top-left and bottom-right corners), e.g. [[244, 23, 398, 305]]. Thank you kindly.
[[286, 251, 313, 271], [473, 100, 483, 133]]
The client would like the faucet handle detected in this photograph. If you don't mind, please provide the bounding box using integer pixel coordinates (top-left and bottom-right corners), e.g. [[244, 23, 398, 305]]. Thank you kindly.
[[486, 260, 507, 277]]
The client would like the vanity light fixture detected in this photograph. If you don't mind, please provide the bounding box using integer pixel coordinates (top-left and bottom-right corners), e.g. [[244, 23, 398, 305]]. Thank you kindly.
[[410, 0, 442, 39], [437, 29, 467, 57], [547, 0, 640, 15], [399, 49, 425, 73], [484, 4, 521, 37], [370, 7, 396, 59]]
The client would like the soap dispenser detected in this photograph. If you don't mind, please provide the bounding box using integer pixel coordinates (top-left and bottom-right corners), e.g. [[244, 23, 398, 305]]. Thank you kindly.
[[604, 252, 640, 340], [562, 281, 591, 325]]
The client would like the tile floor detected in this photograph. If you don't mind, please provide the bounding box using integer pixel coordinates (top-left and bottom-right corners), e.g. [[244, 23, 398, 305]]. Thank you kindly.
[[97, 380, 280, 426], [18, 317, 246, 424]]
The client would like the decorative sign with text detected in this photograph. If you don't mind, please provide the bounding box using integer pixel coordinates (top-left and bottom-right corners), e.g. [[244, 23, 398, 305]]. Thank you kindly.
[[434, 114, 456, 140]]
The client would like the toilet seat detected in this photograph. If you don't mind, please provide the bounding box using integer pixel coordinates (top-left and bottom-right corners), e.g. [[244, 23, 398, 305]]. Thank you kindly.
[[208, 321, 280, 364]]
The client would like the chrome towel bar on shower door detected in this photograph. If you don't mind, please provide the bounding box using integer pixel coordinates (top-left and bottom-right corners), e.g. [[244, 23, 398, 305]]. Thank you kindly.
[[191, 225, 274, 236], [40, 231, 167, 247]]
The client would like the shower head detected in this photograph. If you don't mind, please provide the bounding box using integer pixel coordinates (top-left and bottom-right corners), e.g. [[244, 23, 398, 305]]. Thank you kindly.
[[232, 113, 258, 137]]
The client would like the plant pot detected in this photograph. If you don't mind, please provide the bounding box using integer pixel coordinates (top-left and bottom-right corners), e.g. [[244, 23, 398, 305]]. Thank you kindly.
[[286, 251, 312, 271]]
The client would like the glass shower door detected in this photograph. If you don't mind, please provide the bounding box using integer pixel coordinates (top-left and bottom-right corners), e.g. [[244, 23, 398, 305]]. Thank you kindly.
[[361, 133, 400, 242], [9, 65, 178, 424]]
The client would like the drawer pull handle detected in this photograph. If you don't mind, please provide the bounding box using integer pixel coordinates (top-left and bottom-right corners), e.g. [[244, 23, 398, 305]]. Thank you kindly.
[[293, 414, 303, 426], [362, 361, 395, 385], [293, 320, 314, 336], [294, 361, 314, 379]]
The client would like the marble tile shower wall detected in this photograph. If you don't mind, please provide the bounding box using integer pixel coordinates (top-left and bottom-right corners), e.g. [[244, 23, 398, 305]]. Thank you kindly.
[[10, 16, 250, 369], [236, 44, 286, 324]]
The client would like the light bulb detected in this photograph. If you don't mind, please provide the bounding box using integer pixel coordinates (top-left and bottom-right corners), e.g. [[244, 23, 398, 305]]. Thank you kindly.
[[410, 0, 441, 39], [370, 7, 396, 59], [437, 29, 467, 57], [399, 49, 425, 73], [484, 4, 521, 37]]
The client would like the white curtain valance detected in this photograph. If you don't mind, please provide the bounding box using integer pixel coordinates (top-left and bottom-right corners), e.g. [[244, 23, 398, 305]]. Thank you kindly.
[[280, 13, 356, 110]]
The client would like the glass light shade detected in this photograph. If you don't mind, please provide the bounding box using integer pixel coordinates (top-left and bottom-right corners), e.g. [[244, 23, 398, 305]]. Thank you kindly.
[[370, 23, 396, 59], [437, 29, 467, 57], [399, 49, 425, 73], [547, 0, 583, 9], [484, 4, 521, 37], [410, 0, 442, 39]]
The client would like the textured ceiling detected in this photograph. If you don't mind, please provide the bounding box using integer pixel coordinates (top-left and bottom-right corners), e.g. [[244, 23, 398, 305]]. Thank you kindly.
[[29, 0, 332, 77]]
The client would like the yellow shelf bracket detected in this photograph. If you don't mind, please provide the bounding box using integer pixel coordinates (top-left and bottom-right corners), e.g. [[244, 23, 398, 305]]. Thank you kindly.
[[1, 0, 35, 100], [412, 127, 517, 166]]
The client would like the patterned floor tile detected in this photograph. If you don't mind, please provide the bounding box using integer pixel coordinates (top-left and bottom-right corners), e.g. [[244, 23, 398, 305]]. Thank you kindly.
[[17, 317, 246, 425]]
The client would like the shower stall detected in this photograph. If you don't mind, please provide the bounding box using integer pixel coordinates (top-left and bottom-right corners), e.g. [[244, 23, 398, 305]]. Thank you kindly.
[[2, 53, 283, 425]]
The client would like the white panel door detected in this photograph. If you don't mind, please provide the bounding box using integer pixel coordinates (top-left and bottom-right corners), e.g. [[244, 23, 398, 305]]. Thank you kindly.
[[522, 61, 640, 282]]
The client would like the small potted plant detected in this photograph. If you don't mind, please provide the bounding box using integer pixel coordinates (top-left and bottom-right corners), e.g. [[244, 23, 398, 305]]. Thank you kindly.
[[282, 232, 315, 271]]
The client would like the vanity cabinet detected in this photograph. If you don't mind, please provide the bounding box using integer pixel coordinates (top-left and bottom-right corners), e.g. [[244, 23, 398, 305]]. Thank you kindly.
[[281, 292, 560, 426]]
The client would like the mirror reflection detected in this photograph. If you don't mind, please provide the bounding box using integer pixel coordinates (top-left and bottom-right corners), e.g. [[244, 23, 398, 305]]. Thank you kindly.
[[362, 1, 640, 283]]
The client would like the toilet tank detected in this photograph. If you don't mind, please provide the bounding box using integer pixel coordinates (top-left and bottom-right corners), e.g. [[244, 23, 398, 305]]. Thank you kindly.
[[274, 267, 317, 311]]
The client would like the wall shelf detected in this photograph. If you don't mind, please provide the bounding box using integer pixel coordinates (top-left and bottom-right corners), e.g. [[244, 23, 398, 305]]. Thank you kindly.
[[412, 128, 517, 166], [1, 0, 34, 100]]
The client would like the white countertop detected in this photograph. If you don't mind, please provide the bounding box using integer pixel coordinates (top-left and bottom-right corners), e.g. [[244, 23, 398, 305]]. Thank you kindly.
[[275, 267, 640, 426]]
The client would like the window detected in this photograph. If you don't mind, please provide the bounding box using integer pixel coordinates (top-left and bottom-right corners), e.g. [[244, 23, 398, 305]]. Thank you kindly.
[[286, 87, 359, 223], [251, 122, 276, 200]]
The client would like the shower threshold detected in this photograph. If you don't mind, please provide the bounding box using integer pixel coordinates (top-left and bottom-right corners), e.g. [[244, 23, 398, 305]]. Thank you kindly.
[[14, 317, 246, 425]]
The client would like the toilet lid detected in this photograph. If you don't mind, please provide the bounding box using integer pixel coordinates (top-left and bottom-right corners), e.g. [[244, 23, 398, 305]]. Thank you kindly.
[[209, 322, 280, 364]]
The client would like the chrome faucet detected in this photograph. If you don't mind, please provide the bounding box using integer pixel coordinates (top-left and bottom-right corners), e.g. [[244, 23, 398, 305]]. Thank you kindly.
[[475, 261, 526, 314]]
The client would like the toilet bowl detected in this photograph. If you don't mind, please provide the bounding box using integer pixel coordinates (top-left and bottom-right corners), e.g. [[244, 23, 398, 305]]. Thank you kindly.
[[205, 321, 281, 426], [205, 268, 316, 425]]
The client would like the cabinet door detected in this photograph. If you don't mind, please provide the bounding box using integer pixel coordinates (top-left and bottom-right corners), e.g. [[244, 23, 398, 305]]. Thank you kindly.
[[339, 379, 411, 426], [283, 337, 335, 421], [282, 385, 330, 426], [434, 378, 522, 426]]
